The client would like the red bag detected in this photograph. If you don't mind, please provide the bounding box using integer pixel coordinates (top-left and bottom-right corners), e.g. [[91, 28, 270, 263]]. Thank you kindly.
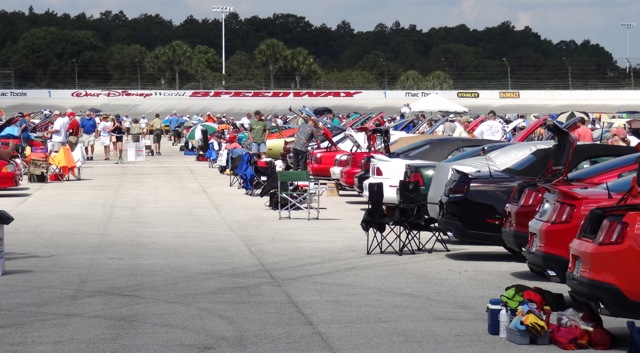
[[550, 324, 589, 350]]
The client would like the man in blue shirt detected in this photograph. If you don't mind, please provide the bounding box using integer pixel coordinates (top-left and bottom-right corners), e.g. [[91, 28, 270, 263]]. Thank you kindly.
[[80, 111, 98, 160], [168, 111, 182, 146]]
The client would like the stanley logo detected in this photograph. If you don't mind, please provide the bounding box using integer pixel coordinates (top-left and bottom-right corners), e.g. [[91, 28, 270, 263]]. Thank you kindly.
[[457, 92, 479, 98]]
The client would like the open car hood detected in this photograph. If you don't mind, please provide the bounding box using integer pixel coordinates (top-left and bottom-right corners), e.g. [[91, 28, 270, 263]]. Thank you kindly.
[[542, 119, 577, 181]]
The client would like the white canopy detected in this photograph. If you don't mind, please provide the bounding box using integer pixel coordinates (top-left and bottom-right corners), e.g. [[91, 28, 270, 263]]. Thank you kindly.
[[411, 94, 469, 113]]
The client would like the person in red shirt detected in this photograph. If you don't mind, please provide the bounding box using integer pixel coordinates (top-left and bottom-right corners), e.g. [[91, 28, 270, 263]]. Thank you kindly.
[[571, 117, 593, 142], [66, 113, 81, 152]]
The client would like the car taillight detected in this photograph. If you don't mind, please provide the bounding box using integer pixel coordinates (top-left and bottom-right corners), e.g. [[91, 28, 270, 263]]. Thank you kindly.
[[372, 166, 383, 176], [594, 218, 628, 245], [446, 181, 467, 197], [2, 163, 15, 173], [408, 171, 424, 186], [548, 202, 575, 224], [519, 188, 543, 207]]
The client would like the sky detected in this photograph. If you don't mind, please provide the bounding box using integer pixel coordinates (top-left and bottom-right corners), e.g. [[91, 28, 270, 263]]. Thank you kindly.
[[3, 0, 640, 64]]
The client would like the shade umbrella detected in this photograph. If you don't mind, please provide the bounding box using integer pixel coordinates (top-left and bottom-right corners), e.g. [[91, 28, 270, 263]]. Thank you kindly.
[[186, 122, 217, 141], [555, 111, 589, 123], [87, 107, 101, 113]]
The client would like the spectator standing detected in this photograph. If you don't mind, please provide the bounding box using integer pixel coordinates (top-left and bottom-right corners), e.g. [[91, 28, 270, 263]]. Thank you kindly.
[[110, 115, 125, 163], [46, 111, 66, 152], [572, 117, 594, 142], [122, 114, 131, 140], [474, 110, 503, 140], [80, 111, 97, 160], [97, 115, 113, 160], [66, 113, 81, 152], [452, 116, 471, 137], [400, 103, 412, 116], [248, 110, 269, 159], [442, 115, 457, 136], [139, 115, 149, 141], [130, 118, 141, 143], [150, 113, 164, 155], [291, 117, 323, 171], [168, 111, 181, 146]]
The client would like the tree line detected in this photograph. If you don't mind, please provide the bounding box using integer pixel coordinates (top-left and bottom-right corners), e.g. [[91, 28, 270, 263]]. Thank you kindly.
[[0, 6, 634, 90]]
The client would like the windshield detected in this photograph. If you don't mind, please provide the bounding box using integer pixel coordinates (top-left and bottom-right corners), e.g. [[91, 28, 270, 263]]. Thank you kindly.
[[595, 174, 635, 194], [442, 143, 510, 162], [501, 149, 550, 177], [568, 153, 640, 181]]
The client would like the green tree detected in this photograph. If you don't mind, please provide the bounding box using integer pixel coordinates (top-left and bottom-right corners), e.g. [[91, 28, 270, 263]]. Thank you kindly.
[[254, 39, 288, 89], [226, 51, 262, 89], [396, 70, 425, 90], [285, 47, 320, 88], [319, 70, 378, 90], [187, 45, 220, 89], [423, 70, 453, 90], [106, 44, 149, 87], [153, 40, 193, 89]]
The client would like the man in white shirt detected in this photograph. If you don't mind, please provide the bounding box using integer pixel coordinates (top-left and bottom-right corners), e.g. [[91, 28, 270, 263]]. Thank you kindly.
[[46, 111, 66, 152], [452, 116, 471, 137], [474, 110, 504, 140]]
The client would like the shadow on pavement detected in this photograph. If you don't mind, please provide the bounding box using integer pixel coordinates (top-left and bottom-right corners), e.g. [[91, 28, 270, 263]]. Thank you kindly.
[[446, 251, 525, 263]]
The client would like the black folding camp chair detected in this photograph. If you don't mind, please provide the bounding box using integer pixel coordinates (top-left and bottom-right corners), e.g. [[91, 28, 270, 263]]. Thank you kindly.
[[397, 180, 450, 253], [360, 182, 404, 255]]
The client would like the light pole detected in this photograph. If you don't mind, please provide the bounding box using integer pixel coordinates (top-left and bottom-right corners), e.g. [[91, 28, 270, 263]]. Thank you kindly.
[[73, 59, 78, 89], [212, 5, 234, 86], [621, 22, 636, 71], [502, 58, 511, 90], [627, 58, 635, 89], [441, 58, 448, 73], [136, 59, 141, 90], [563, 57, 572, 90]]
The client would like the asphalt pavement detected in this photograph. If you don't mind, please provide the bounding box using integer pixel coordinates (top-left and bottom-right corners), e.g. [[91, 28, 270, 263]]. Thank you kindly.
[[0, 140, 633, 352]]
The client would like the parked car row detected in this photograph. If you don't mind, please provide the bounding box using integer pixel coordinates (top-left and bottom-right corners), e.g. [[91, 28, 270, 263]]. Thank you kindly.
[[312, 115, 640, 321]]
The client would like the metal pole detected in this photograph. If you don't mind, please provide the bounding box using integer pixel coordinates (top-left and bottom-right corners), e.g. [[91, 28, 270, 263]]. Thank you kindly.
[[563, 57, 572, 90], [73, 59, 78, 89], [136, 59, 141, 90], [621, 23, 636, 72], [212, 6, 234, 87], [503, 58, 511, 90], [627, 58, 634, 89], [441, 58, 448, 73]]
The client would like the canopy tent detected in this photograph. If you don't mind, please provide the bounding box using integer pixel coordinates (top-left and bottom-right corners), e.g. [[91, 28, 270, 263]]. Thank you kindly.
[[410, 94, 469, 114]]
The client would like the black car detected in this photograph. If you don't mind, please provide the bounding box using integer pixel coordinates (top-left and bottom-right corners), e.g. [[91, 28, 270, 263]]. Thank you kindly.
[[401, 142, 512, 205], [438, 121, 638, 249]]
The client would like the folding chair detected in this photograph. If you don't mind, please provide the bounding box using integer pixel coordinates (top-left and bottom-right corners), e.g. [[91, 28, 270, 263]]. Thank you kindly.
[[227, 148, 246, 188], [277, 171, 321, 220], [237, 151, 259, 196], [397, 180, 450, 253], [360, 182, 404, 255]]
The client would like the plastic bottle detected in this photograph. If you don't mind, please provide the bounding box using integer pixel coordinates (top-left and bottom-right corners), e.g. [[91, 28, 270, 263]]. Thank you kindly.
[[499, 306, 510, 338]]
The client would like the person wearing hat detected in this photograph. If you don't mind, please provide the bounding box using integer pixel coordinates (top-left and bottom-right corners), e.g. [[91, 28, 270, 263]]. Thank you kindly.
[[452, 116, 472, 138], [291, 117, 323, 171], [96, 115, 113, 160], [608, 127, 630, 146], [46, 110, 66, 153], [139, 115, 149, 141]]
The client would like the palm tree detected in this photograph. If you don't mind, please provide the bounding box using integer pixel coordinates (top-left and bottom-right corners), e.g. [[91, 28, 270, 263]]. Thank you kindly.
[[254, 39, 288, 89], [286, 47, 320, 88], [156, 41, 192, 89]]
